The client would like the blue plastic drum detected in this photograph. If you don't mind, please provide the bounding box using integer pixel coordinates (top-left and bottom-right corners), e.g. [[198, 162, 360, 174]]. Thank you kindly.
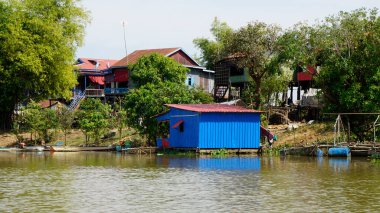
[[328, 147, 351, 157]]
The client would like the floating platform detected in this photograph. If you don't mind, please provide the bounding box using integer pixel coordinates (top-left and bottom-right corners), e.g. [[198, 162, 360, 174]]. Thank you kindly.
[[281, 143, 380, 157], [121, 147, 157, 154], [280, 145, 321, 156]]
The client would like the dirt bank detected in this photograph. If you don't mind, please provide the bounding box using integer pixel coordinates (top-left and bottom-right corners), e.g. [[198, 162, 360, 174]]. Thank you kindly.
[[268, 122, 335, 147]]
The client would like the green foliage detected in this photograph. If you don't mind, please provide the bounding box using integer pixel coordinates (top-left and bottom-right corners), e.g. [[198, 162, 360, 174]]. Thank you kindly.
[[124, 55, 213, 145], [21, 100, 58, 144], [243, 69, 292, 109], [195, 19, 285, 109], [193, 17, 233, 68], [371, 153, 380, 160], [210, 148, 228, 156], [124, 82, 213, 145], [130, 53, 189, 88], [282, 8, 380, 140], [0, 0, 89, 129], [226, 22, 283, 109], [77, 99, 112, 145], [114, 104, 128, 140], [370, 153, 380, 164], [57, 106, 75, 146]]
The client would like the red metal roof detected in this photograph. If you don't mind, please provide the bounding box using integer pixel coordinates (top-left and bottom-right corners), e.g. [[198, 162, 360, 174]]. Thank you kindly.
[[112, 47, 199, 67], [165, 104, 262, 113], [76, 58, 118, 71]]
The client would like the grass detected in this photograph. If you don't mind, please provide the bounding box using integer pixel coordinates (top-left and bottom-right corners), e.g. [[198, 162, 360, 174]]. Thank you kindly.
[[52, 128, 146, 147], [157, 149, 196, 156], [210, 148, 228, 157], [0, 128, 146, 147], [270, 122, 336, 148]]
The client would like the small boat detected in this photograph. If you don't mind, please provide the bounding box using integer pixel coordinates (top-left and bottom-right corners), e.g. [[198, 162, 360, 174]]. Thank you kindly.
[[22, 146, 45, 152], [0, 147, 23, 152], [49, 146, 115, 152]]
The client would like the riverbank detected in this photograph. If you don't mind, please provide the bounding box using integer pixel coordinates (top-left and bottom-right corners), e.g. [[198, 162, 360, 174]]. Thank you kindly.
[[0, 128, 146, 148], [1, 122, 335, 147], [267, 122, 335, 147]]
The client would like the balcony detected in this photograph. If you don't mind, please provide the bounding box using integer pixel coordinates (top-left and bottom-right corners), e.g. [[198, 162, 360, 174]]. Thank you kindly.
[[85, 89, 105, 97], [104, 88, 129, 95], [230, 69, 250, 83]]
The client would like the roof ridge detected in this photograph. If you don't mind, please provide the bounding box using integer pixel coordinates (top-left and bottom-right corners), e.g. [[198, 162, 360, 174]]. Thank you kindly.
[[165, 104, 263, 113], [132, 47, 181, 52]]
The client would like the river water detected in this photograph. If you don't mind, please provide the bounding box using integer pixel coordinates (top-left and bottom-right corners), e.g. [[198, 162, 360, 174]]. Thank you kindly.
[[0, 152, 379, 212]]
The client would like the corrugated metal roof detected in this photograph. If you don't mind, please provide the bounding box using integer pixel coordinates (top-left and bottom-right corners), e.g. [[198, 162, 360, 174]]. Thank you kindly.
[[165, 104, 262, 113], [112, 47, 181, 67], [76, 58, 118, 71]]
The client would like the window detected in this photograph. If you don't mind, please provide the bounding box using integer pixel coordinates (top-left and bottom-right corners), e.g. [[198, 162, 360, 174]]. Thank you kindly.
[[187, 77, 192, 86], [179, 122, 184, 132]]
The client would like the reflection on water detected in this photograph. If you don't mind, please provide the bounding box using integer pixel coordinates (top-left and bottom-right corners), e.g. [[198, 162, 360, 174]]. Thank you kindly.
[[328, 157, 351, 171], [159, 156, 261, 171], [0, 152, 379, 212]]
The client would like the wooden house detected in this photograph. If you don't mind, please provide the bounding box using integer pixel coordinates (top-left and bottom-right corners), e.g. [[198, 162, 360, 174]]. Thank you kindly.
[[75, 58, 118, 98], [213, 58, 251, 102], [156, 104, 262, 150], [106, 47, 214, 96]]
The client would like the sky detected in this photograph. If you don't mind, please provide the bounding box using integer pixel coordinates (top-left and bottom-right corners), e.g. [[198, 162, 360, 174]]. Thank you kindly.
[[77, 0, 380, 60]]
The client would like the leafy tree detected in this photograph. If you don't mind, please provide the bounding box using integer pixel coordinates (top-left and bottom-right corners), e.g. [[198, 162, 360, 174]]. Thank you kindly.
[[124, 54, 213, 144], [124, 82, 213, 144], [226, 22, 282, 109], [113, 99, 128, 140], [130, 53, 188, 88], [77, 99, 112, 145], [281, 8, 380, 140], [57, 106, 75, 146], [193, 17, 233, 69], [22, 100, 58, 144], [243, 68, 292, 108], [40, 108, 59, 143], [195, 19, 284, 109], [0, 0, 89, 129], [23, 101, 43, 142]]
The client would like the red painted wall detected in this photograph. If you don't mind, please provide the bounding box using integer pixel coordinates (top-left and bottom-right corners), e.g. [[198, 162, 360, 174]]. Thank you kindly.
[[169, 51, 198, 66]]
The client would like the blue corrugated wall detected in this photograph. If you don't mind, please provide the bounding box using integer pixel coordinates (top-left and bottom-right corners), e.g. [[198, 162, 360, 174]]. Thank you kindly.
[[157, 108, 261, 149], [198, 113, 260, 149], [167, 108, 200, 148]]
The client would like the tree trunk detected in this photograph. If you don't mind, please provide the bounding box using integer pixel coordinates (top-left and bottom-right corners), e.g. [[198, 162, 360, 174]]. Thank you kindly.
[[254, 78, 261, 109], [0, 111, 13, 131], [64, 131, 67, 146], [119, 128, 122, 140]]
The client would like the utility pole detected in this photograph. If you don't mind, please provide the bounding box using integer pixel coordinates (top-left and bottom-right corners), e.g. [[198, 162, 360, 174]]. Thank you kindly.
[[122, 20, 128, 63]]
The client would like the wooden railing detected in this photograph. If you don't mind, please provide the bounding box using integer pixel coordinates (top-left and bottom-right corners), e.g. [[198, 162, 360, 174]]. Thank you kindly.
[[85, 89, 104, 97], [104, 88, 128, 95]]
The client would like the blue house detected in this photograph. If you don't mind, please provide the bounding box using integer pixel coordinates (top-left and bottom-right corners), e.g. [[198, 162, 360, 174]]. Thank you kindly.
[[156, 104, 262, 149]]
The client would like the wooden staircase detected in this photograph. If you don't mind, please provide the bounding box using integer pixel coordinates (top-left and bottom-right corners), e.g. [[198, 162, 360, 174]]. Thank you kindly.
[[214, 85, 229, 102], [68, 90, 85, 111]]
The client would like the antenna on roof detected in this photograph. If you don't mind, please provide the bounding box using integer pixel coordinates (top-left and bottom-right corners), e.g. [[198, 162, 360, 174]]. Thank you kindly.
[[122, 20, 128, 64]]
